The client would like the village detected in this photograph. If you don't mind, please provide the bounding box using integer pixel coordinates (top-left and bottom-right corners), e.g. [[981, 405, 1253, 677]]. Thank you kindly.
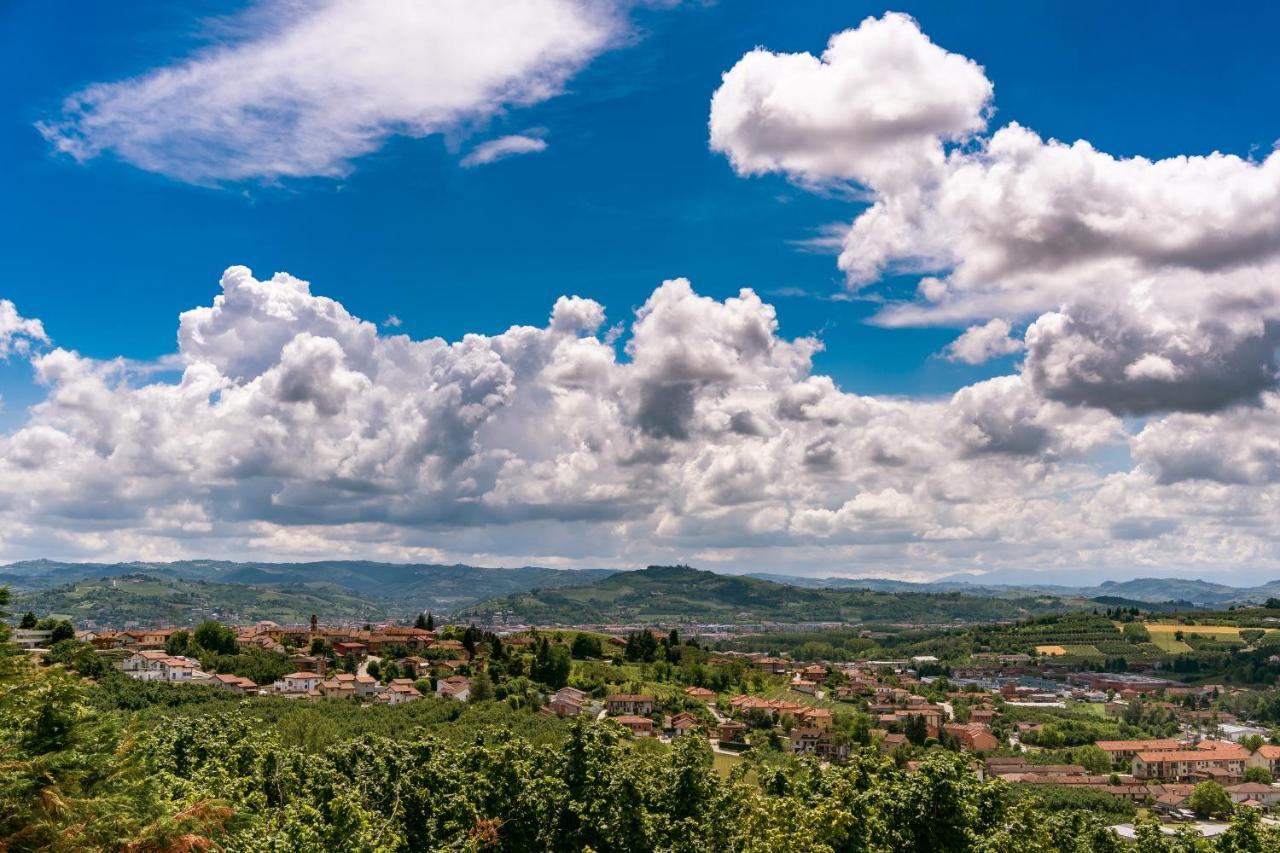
[[17, 609, 1280, 836]]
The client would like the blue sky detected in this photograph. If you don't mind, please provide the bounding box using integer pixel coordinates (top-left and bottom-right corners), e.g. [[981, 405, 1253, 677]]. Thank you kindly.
[[2, 2, 1280, 580], [6, 2, 1275, 398]]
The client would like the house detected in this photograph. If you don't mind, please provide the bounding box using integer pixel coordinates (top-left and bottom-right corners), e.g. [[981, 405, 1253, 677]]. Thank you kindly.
[[122, 650, 172, 679], [1247, 744, 1280, 777], [752, 657, 789, 674], [789, 678, 817, 695], [612, 715, 654, 737], [399, 656, 432, 679], [1132, 745, 1248, 782], [332, 642, 367, 658], [684, 686, 716, 703], [605, 694, 655, 716], [437, 676, 472, 702], [381, 679, 423, 705], [718, 720, 748, 744], [944, 723, 999, 752], [1226, 782, 1280, 808], [879, 732, 908, 753], [799, 664, 828, 683], [670, 712, 702, 737], [319, 678, 356, 699], [969, 708, 998, 725], [791, 727, 848, 763], [11, 628, 53, 650], [1096, 739, 1182, 765], [798, 708, 833, 730], [546, 686, 589, 717], [210, 673, 259, 695], [158, 657, 201, 682], [274, 671, 324, 694]]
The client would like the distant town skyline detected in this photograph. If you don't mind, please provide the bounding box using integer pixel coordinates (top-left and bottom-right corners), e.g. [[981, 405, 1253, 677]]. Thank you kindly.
[[3, 2, 1280, 582]]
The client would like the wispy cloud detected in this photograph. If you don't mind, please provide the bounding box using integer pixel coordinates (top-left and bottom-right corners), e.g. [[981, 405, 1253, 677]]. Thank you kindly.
[[38, 0, 621, 185], [460, 134, 549, 168]]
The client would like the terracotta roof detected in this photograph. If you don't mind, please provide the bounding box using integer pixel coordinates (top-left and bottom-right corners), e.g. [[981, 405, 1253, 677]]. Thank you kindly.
[[612, 715, 653, 724], [282, 671, 322, 679], [1096, 739, 1181, 751]]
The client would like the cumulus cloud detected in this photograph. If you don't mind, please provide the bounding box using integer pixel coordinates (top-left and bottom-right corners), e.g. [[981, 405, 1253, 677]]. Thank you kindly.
[[0, 268, 1113, 566], [943, 318, 1022, 365], [0, 300, 47, 359], [460, 134, 549, 167], [38, 0, 619, 183], [710, 12, 992, 189], [711, 14, 1280, 416]]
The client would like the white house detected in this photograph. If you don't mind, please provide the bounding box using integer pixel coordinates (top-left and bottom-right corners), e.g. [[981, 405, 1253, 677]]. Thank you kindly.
[[273, 671, 324, 694], [437, 676, 471, 702]]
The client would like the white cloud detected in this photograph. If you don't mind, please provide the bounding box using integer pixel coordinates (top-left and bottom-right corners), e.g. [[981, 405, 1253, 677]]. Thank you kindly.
[[0, 300, 47, 359], [943, 318, 1022, 364], [5, 267, 1276, 577], [382, 315, 402, 328], [711, 14, 1280, 416], [710, 12, 992, 189], [461, 134, 549, 168], [38, 0, 620, 184]]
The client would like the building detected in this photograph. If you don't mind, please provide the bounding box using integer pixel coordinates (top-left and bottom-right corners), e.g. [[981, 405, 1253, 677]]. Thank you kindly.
[[605, 694, 655, 716], [612, 715, 654, 737], [1247, 744, 1280, 777], [670, 712, 702, 737], [1096, 739, 1182, 765], [718, 720, 748, 744], [943, 723, 999, 752], [437, 676, 472, 702], [274, 672, 324, 694], [684, 686, 716, 702], [546, 686, 590, 717], [1131, 745, 1248, 782], [790, 727, 848, 763], [209, 673, 259, 695], [12, 629, 54, 650]]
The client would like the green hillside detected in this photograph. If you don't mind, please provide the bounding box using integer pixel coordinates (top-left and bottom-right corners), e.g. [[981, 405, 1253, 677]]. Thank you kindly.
[[13, 573, 390, 626], [459, 564, 1075, 625]]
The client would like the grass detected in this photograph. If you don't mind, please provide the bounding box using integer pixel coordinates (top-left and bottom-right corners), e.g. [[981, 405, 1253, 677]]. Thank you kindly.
[[1035, 645, 1067, 656], [1143, 623, 1255, 652]]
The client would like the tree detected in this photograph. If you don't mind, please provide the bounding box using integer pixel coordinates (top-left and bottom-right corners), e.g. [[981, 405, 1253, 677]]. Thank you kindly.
[[470, 671, 494, 702], [1071, 744, 1113, 774], [1188, 780, 1233, 818], [192, 620, 237, 655], [1243, 733, 1266, 753], [531, 639, 571, 689], [366, 659, 381, 681], [1244, 765, 1274, 784], [570, 633, 603, 660], [18, 612, 36, 629], [165, 630, 191, 656], [425, 612, 435, 631], [904, 714, 929, 746], [414, 612, 429, 630]]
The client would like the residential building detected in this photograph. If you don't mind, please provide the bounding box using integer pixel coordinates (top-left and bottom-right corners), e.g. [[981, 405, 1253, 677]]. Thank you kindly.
[[612, 715, 654, 736], [605, 694, 655, 716], [944, 723, 999, 752], [437, 675, 472, 702], [274, 672, 324, 694], [1131, 745, 1248, 782]]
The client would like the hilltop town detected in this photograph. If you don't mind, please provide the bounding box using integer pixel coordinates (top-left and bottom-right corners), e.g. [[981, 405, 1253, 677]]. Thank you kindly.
[[16, 600, 1280, 842]]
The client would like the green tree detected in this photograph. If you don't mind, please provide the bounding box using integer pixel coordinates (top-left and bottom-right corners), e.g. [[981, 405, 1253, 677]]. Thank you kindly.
[[414, 612, 429, 630], [425, 612, 434, 631], [18, 611, 36, 629], [470, 670, 494, 702], [192, 620, 237, 655], [1188, 779, 1233, 818], [165, 629, 190, 656], [570, 632, 603, 659], [1244, 765, 1274, 784]]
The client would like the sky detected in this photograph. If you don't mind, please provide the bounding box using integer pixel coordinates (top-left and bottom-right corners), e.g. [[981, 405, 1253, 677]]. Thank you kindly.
[[2, 1, 1280, 583]]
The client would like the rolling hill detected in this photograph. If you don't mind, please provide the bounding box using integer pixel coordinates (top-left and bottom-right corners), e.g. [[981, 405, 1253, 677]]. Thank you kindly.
[[2, 560, 616, 626], [459, 564, 1077, 625]]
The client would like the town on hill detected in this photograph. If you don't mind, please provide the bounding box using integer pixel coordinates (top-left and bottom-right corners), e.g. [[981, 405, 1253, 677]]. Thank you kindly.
[[11, 576, 1280, 847]]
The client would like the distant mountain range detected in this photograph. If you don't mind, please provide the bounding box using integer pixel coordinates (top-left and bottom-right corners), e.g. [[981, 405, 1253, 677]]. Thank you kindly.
[[459, 564, 1076, 625], [1, 560, 615, 625], [6, 558, 1277, 627], [744, 572, 1280, 606]]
